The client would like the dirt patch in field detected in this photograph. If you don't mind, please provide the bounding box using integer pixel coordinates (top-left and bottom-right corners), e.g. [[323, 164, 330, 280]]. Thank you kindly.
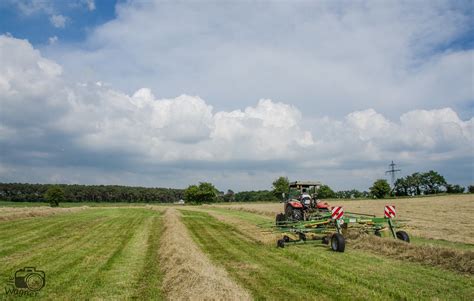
[[348, 233, 474, 274], [212, 194, 474, 244], [158, 208, 251, 301], [0, 206, 89, 221]]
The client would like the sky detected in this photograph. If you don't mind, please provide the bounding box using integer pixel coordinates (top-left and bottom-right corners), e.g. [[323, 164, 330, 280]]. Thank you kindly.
[[0, 0, 473, 192]]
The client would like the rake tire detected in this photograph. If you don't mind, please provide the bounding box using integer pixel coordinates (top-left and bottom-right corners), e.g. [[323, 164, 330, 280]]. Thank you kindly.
[[277, 239, 285, 248], [331, 233, 345, 252], [396, 231, 410, 243]]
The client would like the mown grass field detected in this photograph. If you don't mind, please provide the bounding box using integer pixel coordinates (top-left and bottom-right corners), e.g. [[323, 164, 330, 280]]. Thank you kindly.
[[0, 208, 163, 300], [0, 196, 473, 300]]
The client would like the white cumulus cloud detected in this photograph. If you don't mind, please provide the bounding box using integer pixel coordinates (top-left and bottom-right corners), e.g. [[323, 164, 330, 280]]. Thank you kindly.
[[0, 35, 472, 190]]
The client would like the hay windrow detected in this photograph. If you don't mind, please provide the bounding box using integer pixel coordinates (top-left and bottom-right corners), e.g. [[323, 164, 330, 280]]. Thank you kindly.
[[0, 206, 89, 221], [348, 233, 474, 274], [158, 208, 251, 301]]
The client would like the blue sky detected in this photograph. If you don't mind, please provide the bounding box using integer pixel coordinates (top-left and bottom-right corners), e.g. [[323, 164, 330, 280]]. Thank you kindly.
[[0, 0, 117, 45], [0, 0, 472, 191]]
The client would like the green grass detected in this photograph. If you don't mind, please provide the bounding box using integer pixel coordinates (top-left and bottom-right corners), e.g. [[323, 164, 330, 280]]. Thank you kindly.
[[0, 208, 163, 300], [181, 209, 474, 300], [0, 201, 163, 207]]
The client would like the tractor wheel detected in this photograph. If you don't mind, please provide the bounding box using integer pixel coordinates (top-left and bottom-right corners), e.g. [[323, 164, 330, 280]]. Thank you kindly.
[[283, 235, 290, 242], [276, 213, 286, 226], [285, 205, 304, 221], [330, 233, 345, 252], [293, 209, 304, 221], [396, 231, 410, 243], [322, 236, 329, 245], [277, 239, 285, 248]]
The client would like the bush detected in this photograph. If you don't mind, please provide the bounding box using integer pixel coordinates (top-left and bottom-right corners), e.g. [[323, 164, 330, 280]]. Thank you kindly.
[[44, 186, 65, 207]]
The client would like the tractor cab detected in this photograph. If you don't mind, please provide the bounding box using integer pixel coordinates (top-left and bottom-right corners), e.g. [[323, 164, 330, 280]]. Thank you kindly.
[[279, 181, 330, 222]]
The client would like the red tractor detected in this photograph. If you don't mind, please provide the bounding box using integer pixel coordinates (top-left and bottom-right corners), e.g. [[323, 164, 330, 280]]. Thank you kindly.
[[276, 181, 330, 223]]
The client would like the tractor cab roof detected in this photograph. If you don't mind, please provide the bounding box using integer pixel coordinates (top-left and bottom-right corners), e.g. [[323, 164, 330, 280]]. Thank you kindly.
[[289, 181, 322, 188]]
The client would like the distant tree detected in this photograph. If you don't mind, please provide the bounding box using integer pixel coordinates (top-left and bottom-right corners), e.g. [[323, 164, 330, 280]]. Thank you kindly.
[[317, 185, 336, 199], [469, 185, 474, 194], [234, 190, 278, 202], [44, 186, 65, 207], [184, 182, 218, 204], [370, 179, 391, 199], [446, 184, 465, 194], [223, 189, 235, 202], [421, 170, 447, 194], [272, 176, 289, 199]]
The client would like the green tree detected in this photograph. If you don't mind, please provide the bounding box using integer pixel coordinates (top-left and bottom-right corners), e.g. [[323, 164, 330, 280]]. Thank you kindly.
[[370, 179, 391, 199], [317, 185, 336, 199], [44, 186, 65, 207], [446, 184, 465, 194], [223, 189, 235, 202], [184, 182, 218, 204], [272, 176, 289, 199], [469, 185, 474, 193], [421, 170, 447, 194]]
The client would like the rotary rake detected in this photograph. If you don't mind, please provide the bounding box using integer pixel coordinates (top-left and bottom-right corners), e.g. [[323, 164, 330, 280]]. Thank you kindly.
[[273, 205, 410, 252]]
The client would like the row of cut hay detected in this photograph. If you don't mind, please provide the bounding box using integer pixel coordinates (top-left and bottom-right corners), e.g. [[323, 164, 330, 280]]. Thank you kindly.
[[0, 206, 89, 221], [158, 208, 251, 301], [347, 233, 474, 274]]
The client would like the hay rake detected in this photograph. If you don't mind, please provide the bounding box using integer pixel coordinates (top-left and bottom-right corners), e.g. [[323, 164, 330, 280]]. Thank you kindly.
[[270, 205, 410, 252]]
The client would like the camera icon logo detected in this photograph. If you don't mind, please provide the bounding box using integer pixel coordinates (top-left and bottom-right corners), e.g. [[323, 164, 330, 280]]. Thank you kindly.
[[14, 267, 45, 291]]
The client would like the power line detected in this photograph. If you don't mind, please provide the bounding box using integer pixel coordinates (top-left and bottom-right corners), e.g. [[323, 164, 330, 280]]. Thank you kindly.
[[385, 161, 401, 187]]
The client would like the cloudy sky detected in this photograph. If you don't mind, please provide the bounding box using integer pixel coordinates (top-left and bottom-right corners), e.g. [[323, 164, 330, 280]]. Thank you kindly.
[[0, 0, 472, 191]]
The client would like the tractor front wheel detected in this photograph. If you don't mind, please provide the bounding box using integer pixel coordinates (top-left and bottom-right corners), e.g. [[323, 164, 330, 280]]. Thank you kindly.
[[276, 213, 286, 225], [396, 231, 410, 243], [330, 233, 345, 252]]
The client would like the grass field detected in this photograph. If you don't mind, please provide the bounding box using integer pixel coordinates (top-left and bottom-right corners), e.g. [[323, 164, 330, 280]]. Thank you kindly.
[[0, 208, 163, 300], [0, 196, 473, 300]]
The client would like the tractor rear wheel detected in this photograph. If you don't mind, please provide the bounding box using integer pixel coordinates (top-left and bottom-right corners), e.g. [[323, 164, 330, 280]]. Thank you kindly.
[[396, 231, 410, 243], [293, 209, 303, 221], [330, 233, 345, 252], [285, 206, 304, 221]]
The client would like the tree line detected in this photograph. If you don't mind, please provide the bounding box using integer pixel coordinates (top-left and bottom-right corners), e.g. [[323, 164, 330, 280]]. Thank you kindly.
[[393, 170, 469, 196], [0, 183, 184, 203]]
